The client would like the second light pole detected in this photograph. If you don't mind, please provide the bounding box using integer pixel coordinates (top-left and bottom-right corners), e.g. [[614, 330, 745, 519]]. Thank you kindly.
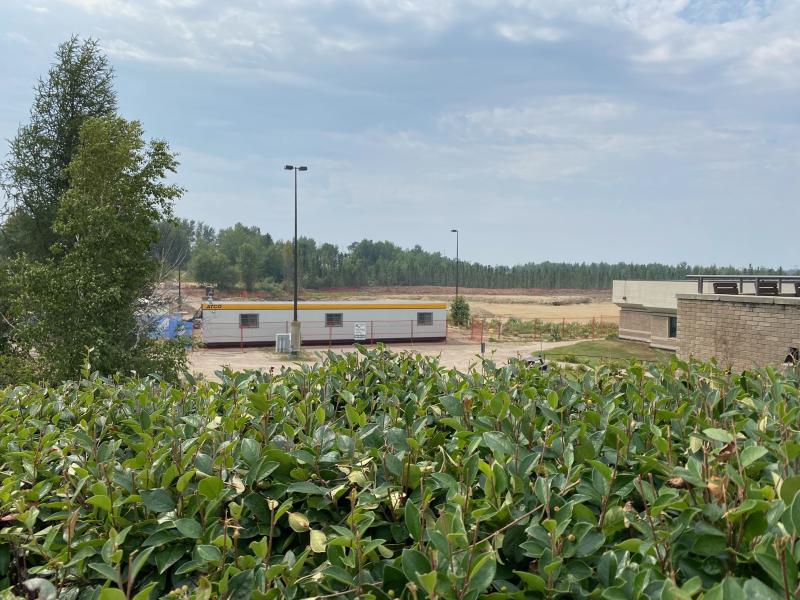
[[285, 164, 308, 357], [451, 228, 459, 297]]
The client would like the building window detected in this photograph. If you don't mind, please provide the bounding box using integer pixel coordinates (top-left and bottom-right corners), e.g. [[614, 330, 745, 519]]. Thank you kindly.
[[325, 313, 343, 328], [417, 312, 433, 326], [240, 314, 259, 328], [668, 316, 677, 338]]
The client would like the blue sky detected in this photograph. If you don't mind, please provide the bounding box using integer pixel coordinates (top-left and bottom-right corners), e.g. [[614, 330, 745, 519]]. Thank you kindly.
[[1, 0, 798, 268]]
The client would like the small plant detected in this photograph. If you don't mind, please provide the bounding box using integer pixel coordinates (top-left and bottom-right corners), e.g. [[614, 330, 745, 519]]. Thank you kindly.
[[450, 294, 470, 326]]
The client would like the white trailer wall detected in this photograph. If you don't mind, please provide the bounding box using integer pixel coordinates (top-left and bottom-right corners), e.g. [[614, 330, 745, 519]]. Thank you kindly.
[[201, 302, 447, 346]]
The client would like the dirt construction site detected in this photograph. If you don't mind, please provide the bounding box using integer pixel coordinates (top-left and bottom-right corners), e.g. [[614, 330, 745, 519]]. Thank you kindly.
[[183, 286, 619, 379]]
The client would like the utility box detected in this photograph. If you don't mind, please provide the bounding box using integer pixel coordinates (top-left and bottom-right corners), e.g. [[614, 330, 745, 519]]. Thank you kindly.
[[275, 333, 291, 353]]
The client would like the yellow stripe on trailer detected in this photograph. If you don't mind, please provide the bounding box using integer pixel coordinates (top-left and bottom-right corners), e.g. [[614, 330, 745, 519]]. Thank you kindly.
[[202, 303, 448, 311]]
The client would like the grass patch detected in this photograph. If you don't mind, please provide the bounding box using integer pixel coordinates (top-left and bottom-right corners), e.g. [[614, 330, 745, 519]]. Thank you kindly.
[[543, 338, 670, 365]]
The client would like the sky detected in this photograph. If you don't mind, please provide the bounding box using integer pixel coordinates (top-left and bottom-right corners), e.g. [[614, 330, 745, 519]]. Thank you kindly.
[[1, 0, 799, 268]]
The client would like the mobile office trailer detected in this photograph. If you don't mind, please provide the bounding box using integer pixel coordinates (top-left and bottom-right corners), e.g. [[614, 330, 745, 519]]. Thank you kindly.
[[200, 300, 448, 347]]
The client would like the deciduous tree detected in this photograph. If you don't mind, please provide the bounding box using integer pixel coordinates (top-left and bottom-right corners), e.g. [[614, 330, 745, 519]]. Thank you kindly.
[[8, 116, 185, 382]]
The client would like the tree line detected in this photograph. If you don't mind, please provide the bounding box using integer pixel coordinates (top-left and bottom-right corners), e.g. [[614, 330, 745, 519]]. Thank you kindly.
[[153, 221, 785, 292]]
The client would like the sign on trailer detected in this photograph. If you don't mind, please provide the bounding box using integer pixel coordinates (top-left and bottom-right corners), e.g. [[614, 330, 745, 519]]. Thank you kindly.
[[353, 322, 367, 341]]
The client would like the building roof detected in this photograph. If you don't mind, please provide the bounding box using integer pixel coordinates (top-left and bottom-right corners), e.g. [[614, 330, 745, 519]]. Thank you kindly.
[[202, 300, 448, 311]]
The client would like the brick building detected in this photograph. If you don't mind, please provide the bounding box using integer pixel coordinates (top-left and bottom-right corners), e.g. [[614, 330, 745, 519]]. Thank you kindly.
[[613, 277, 800, 370]]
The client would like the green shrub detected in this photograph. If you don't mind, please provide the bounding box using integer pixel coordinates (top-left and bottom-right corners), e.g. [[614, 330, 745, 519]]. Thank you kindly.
[[493, 317, 618, 341], [0, 353, 36, 387], [450, 294, 470, 326], [0, 350, 798, 598]]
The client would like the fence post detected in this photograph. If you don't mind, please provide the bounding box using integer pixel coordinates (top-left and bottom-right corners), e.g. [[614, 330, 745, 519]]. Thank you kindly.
[[592, 317, 596, 338], [411, 320, 414, 346], [561, 318, 565, 339], [445, 319, 448, 344], [240, 326, 244, 353], [371, 320, 374, 345]]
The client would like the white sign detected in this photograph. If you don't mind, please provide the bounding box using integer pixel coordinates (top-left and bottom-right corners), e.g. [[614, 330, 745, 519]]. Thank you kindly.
[[353, 322, 367, 341]]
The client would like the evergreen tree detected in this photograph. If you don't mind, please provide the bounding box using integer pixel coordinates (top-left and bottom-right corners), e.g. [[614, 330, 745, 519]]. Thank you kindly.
[[1, 36, 116, 259]]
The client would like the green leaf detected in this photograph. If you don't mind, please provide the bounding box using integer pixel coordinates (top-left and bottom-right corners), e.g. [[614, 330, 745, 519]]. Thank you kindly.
[[176, 469, 195, 493], [227, 569, 256, 600], [467, 553, 497, 595], [198, 476, 224, 500], [196, 544, 222, 563], [575, 530, 605, 557], [87, 494, 112, 513], [174, 518, 203, 539], [250, 537, 268, 560], [286, 481, 328, 495], [240, 438, 261, 465], [780, 475, 800, 504], [418, 571, 437, 596], [615, 539, 642, 553], [132, 583, 157, 600], [401, 549, 431, 586], [483, 431, 515, 456], [98, 590, 126, 600], [703, 428, 734, 443], [740, 446, 768, 467], [129, 547, 154, 586], [404, 499, 421, 542], [140, 488, 175, 513], [543, 557, 562, 575], [514, 571, 546, 592], [89, 562, 120, 584], [155, 546, 185, 574], [742, 578, 784, 600], [790, 492, 800, 536]]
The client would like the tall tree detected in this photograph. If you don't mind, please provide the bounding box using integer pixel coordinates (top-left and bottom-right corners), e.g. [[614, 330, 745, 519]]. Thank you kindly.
[[1, 36, 117, 259], [189, 242, 236, 289], [7, 116, 184, 382], [238, 242, 262, 292], [152, 218, 194, 275]]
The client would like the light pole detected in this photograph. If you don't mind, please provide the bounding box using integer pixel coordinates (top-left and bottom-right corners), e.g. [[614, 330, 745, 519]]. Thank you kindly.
[[285, 164, 308, 357], [451, 229, 459, 298]]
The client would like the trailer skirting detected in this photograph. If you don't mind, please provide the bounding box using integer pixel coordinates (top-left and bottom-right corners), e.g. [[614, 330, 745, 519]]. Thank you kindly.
[[203, 336, 447, 348]]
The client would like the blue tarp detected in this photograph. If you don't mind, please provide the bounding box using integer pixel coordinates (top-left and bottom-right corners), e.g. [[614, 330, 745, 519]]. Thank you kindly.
[[149, 314, 193, 340]]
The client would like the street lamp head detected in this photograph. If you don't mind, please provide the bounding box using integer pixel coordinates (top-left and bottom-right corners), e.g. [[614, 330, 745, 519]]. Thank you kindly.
[[298, 166, 308, 171], [451, 229, 458, 233], [284, 165, 294, 170]]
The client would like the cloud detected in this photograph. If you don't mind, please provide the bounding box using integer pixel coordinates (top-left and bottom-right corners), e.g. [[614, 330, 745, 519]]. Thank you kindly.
[[39, 0, 800, 90], [494, 23, 565, 43], [4, 0, 800, 265], [4, 31, 30, 43]]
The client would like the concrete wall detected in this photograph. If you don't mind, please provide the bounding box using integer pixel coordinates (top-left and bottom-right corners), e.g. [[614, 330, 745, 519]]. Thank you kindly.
[[677, 294, 800, 371], [612, 280, 697, 310]]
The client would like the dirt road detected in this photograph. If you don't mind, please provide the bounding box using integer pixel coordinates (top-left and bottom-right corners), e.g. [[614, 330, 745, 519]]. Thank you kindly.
[[189, 331, 579, 379]]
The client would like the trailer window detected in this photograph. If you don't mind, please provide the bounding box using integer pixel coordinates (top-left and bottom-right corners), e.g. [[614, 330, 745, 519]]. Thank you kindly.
[[240, 314, 259, 328], [417, 312, 433, 326], [325, 313, 343, 328]]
